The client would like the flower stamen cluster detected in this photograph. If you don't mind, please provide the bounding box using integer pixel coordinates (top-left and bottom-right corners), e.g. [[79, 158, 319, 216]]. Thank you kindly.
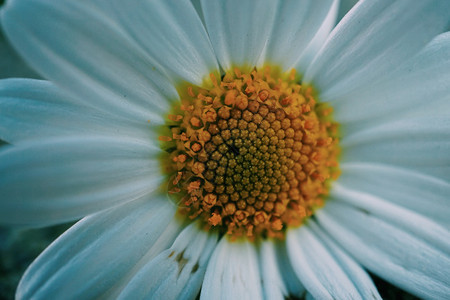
[[160, 66, 340, 240]]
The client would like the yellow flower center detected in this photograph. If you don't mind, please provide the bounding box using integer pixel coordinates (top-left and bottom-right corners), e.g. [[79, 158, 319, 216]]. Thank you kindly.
[[159, 66, 340, 241]]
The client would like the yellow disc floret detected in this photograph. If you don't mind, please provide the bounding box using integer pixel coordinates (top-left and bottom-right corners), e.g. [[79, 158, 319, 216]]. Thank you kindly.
[[159, 66, 340, 241]]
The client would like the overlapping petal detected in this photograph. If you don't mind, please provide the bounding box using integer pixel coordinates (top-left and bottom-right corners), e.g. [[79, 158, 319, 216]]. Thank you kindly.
[[331, 31, 450, 132], [338, 163, 450, 226], [341, 116, 450, 180], [331, 182, 450, 253], [287, 224, 380, 299], [200, 0, 340, 74], [317, 201, 450, 299], [273, 242, 305, 298], [118, 222, 218, 299], [308, 221, 382, 300], [200, 238, 263, 299], [337, 0, 359, 22], [259, 241, 289, 299], [108, 0, 219, 85], [0, 78, 157, 145], [16, 196, 180, 299], [0, 136, 162, 226], [1, 0, 177, 122], [257, 0, 339, 73], [305, 0, 450, 101], [200, 0, 278, 71]]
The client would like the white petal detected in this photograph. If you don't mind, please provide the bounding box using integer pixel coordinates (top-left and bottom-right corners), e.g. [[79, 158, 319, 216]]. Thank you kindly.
[[273, 241, 306, 297], [341, 116, 450, 179], [287, 225, 365, 299], [331, 183, 450, 254], [200, 0, 278, 71], [316, 201, 450, 299], [200, 238, 263, 299], [307, 221, 382, 300], [118, 222, 218, 300], [103, 216, 184, 299], [330, 31, 450, 130], [305, 0, 450, 101], [16, 195, 179, 299], [337, 0, 359, 22], [292, 0, 339, 73], [259, 240, 288, 300], [0, 78, 157, 145], [0, 136, 162, 226], [108, 0, 219, 85], [1, 0, 177, 122], [258, 0, 339, 72], [338, 163, 450, 226]]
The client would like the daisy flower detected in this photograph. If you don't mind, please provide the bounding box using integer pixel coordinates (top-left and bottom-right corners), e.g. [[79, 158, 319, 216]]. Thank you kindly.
[[1, 0, 450, 299]]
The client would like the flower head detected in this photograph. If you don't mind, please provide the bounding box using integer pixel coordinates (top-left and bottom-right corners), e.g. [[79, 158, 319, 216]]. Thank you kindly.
[[1, 0, 450, 299], [161, 66, 340, 240]]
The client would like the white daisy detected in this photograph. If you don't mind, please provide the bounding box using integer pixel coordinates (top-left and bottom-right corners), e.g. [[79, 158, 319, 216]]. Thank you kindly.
[[1, 0, 449, 299]]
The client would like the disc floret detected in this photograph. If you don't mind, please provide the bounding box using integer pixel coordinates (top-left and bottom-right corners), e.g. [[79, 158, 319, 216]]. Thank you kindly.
[[160, 66, 339, 241]]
